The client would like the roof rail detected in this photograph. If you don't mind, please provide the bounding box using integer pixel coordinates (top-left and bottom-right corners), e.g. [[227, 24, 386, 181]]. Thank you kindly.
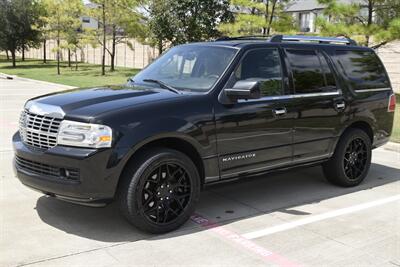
[[215, 35, 270, 41], [270, 35, 358, 46]]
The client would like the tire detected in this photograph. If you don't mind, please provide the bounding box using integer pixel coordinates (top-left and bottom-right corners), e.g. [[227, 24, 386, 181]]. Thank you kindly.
[[118, 147, 201, 234], [322, 128, 372, 187]]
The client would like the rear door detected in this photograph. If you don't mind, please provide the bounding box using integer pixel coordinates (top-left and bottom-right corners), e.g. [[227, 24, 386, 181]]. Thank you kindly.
[[283, 47, 345, 162]]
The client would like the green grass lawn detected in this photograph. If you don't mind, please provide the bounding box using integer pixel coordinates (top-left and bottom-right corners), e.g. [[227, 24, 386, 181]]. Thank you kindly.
[[391, 94, 400, 143], [0, 56, 140, 88]]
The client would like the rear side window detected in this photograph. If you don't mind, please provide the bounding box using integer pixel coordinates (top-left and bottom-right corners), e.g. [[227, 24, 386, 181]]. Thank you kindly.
[[336, 50, 390, 90], [286, 49, 336, 94]]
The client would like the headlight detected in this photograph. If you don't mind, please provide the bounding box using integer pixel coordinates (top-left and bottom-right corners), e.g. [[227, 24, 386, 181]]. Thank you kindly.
[[57, 120, 112, 148]]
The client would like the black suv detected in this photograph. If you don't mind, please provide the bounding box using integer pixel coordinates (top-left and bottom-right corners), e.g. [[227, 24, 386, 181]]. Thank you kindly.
[[13, 35, 396, 233]]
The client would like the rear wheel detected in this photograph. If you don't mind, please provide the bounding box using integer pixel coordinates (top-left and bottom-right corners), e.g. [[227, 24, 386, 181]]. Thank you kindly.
[[118, 148, 200, 234], [322, 128, 372, 187]]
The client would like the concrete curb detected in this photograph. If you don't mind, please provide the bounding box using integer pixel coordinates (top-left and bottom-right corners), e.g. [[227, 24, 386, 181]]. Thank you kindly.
[[384, 141, 400, 153], [0, 72, 76, 89], [0, 73, 14, 80]]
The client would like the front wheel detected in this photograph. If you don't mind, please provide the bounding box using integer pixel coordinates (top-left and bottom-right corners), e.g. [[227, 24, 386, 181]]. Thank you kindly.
[[118, 148, 201, 234], [323, 128, 372, 187]]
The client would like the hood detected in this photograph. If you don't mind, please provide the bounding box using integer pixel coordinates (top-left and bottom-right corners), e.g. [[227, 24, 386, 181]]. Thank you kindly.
[[26, 85, 184, 121]]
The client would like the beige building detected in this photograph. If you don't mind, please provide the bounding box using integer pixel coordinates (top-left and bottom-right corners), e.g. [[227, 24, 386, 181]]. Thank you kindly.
[[286, 0, 368, 33]]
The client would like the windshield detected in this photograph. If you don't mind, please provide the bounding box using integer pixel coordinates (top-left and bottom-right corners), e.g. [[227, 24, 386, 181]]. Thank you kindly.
[[131, 45, 238, 92]]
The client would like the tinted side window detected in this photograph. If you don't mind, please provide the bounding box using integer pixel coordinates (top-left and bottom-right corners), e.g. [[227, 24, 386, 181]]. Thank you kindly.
[[319, 53, 336, 89], [336, 50, 390, 90], [235, 48, 283, 96], [286, 49, 326, 93]]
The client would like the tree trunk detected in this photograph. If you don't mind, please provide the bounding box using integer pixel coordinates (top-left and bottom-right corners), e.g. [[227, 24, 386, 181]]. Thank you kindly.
[[267, 0, 277, 35], [75, 51, 78, 71], [68, 48, 71, 67], [43, 39, 47, 63], [365, 0, 373, 47], [158, 39, 163, 55], [110, 26, 116, 72], [262, 0, 270, 36], [101, 3, 106, 76], [57, 34, 60, 75], [6, 50, 9, 61], [11, 50, 16, 67], [22, 46, 25, 61]]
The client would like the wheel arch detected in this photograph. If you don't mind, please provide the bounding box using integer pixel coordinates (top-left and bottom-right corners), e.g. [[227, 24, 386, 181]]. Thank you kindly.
[[345, 120, 374, 143], [117, 135, 206, 192], [332, 119, 374, 155]]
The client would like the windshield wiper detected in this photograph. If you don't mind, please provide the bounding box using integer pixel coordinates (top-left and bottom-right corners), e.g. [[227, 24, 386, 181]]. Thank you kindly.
[[143, 79, 180, 94]]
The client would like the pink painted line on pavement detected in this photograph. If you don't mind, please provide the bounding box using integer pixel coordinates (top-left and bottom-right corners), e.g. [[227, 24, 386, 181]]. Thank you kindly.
[[191, 214, 300, 267]]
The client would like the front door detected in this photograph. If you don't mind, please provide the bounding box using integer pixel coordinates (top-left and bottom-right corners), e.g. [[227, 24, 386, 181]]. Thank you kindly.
[[214, 47, 294, 179]]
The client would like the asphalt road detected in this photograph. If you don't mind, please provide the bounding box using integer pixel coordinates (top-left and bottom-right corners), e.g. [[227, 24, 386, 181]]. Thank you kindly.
[[1, 75, 399, 267]]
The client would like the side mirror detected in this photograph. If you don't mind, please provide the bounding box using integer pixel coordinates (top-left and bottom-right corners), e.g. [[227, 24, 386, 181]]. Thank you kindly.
[[224, 80, 261, 102]]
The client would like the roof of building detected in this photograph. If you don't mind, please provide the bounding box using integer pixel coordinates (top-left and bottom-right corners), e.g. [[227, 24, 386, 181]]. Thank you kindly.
[[285, 0, 365, 12]]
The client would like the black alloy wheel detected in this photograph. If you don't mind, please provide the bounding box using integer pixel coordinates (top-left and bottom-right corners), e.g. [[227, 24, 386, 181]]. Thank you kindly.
[[141, 163, 191, 224], [323, 128, 372, 187], [118, 148, 200, 234], [343, 138, 368, 180]]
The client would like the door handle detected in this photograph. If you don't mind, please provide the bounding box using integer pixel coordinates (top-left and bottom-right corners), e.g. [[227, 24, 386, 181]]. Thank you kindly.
[[335, 102, 346, 110], [273, 108, 287, 116]]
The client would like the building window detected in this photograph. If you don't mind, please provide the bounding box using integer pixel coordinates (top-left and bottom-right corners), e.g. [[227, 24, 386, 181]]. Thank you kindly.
[[299, 12, 310, 32], [82, 17, 91, 23]]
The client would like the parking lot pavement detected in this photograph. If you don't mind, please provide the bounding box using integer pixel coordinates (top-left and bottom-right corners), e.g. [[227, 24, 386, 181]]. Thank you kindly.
[[1, 77, 399, 267]]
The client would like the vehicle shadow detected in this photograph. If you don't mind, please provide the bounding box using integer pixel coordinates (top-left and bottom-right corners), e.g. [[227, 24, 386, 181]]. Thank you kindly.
[[35, 162, 400, 243]]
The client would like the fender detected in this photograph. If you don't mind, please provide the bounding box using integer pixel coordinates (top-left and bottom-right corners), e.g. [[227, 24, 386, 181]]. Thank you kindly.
[[329, 115, 376, 156], [106, 116, 218, 184]]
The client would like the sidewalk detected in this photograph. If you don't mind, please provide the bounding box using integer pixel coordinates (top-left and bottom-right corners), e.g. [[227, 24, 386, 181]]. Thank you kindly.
[[384, 141, 400, 153], [0, 72, 76, 89]]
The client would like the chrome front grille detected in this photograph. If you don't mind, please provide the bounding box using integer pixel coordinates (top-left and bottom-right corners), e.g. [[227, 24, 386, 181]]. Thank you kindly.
[[19, 110, 62, 149]]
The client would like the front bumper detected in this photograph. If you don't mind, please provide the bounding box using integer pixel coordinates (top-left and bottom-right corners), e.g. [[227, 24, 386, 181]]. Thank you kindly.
[[12, 132, 121, 206]]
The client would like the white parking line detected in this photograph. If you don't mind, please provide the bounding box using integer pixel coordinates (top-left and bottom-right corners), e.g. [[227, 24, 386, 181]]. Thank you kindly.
[[243, 194, 400, 240]]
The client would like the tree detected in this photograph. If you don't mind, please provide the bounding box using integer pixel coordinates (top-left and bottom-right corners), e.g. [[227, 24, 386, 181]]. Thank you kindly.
[[0, 0, 42, 67], [316, 0, 400, 48], [42, 0, 83, 75], [145, 0, 233, 54], [36, 1, 50, 64], [0, 9, 7, 59], [218, 0, 295, 36], [89, 0, 142, 74], [62, 24, 96, 71]]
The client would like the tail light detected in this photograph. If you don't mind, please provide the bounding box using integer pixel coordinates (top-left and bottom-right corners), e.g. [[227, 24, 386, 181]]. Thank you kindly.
[[388, 93, 396, 112]]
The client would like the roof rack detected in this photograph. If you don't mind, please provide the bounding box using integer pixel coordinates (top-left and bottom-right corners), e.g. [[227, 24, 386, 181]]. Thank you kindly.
[[270, 35, 358, 46], [215, 35, 270, 41]]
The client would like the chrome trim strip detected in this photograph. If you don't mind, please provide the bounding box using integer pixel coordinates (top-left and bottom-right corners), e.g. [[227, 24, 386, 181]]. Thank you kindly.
[[25, 101, 65, 119], [291, 91, 340, 98], [239, 91, 340, 103], [355, 88, 392, 93]]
